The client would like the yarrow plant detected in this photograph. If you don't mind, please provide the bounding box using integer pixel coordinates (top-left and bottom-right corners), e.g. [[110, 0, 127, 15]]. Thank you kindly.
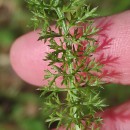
[[26, 0, 112, 129]]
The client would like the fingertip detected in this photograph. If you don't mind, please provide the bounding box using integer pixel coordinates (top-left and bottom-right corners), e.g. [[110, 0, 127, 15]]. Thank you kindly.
[[10, 30, 50, 86]]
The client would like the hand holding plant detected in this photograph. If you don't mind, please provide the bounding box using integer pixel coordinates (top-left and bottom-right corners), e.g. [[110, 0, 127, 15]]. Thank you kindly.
[[10, 0, 130, 129]]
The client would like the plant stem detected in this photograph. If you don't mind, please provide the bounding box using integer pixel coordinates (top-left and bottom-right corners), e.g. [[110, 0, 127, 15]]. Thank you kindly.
[[27, 1, 107, 129], [68, 53, 81, 130]]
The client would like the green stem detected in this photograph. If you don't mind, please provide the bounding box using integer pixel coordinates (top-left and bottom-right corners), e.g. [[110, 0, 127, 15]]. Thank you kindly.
[[68, 57, 81, 130], [56, 8, 68, 35]]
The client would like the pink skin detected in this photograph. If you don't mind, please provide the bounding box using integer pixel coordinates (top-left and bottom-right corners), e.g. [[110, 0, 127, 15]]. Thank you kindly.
[[10, 11, 130, 130]]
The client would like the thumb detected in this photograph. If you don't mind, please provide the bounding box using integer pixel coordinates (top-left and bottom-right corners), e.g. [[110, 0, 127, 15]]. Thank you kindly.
[[52, 101, 130, 130], [100, 101, 130, 130]]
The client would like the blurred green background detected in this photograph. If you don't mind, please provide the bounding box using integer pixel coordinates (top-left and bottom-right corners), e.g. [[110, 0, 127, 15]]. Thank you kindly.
[[0, 0, 130, 130]]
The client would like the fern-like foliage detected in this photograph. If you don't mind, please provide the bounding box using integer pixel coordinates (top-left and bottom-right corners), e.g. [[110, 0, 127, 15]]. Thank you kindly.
[[27, 0, 107, 129]]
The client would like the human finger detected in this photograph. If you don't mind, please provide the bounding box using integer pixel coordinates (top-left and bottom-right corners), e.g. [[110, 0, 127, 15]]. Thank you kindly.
[[10, 11, 130, 86]]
